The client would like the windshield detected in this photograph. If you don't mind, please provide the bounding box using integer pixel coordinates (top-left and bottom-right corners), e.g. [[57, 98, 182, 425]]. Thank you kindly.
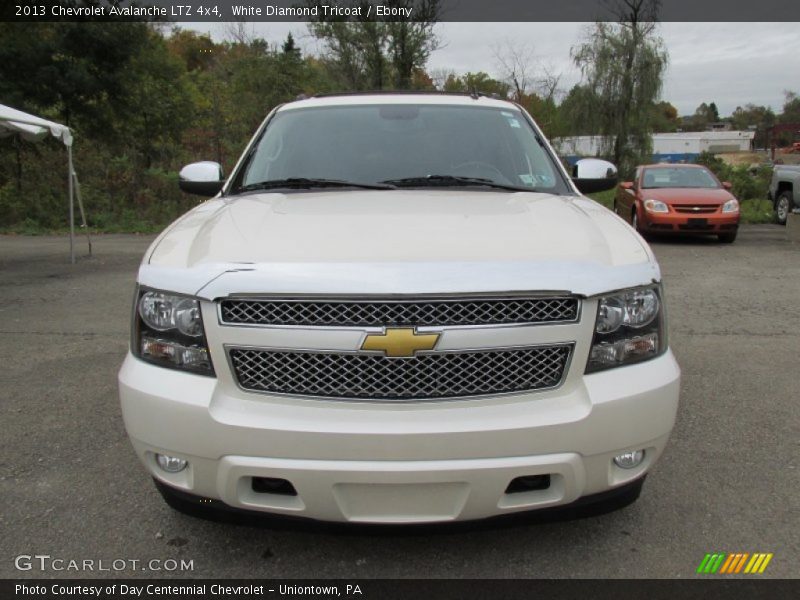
[[232, 104, 569, 194], [641, 167, 720, 189]]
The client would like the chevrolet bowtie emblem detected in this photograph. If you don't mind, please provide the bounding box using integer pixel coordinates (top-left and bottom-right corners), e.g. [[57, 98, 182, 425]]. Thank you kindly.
[[361, 327, 440, 358]]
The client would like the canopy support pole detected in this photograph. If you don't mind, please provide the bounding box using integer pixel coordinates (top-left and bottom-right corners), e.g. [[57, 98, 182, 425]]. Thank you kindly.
[[68, 144, 75, 264], [72, 169, 92, 257]]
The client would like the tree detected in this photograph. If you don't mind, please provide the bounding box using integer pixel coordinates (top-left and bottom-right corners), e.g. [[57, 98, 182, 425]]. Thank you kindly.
[[0, 22, 153, 132], [307, 20, 385, 89], [521, 93, 562, 138], [650, 100, 678, 132], [570, 0, 668, 175], [123, 30, 196, 168], [709, 102, 720, 122], [282, 32, 302, 59], [167, 28, 217, 72], [0, 21, 346, 232], [493, 41, 536, 102], [224, 22, 256, 46], [410, 68, 436, 90], [386, 11, 440, 89], [429, 68, 456, 90], [730, 103, 775, 147], [307, 0, 440, 90], [493, 41, 563, 108], [442, 72, 510, 98], [780, 90, 800, 123], [558, 85, 599, 136], [732, 104, 775, 130], [689, 101, 722, 129]]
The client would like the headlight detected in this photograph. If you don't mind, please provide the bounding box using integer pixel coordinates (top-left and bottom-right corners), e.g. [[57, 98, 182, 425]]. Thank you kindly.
[[722, 199, 739, 213], [132, 288, 214, 376], [586, 285, 666, 373], [643, 199, 669, 213], [595, 288, 659, 333], [138, 292, 179, 331]]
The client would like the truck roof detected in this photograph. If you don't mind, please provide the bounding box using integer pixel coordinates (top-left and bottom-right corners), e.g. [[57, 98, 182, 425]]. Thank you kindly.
[[278, 92, 521, 113]]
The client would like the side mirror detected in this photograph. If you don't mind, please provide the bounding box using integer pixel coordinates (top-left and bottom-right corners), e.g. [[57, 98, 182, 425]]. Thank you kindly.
[[722, 181, 732, 190], [620, 181, 634, 190], [572, 158, 618, 194], [179, 161, 224, 196]]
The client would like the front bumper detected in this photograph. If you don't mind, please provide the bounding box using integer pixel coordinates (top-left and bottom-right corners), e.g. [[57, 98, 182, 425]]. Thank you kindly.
[[641, 210, 739, 233], [119, 350, 680, 524]]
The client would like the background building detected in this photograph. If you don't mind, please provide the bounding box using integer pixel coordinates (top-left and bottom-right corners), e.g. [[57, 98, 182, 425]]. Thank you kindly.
[[556, 130, 756, 165]]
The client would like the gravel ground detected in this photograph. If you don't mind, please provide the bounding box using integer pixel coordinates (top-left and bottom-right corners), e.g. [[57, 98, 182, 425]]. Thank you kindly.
[[1, 226, 798, 579]]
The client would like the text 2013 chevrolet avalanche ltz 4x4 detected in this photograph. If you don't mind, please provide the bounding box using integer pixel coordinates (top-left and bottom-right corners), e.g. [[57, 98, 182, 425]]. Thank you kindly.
[[118, 93, 680, 524]]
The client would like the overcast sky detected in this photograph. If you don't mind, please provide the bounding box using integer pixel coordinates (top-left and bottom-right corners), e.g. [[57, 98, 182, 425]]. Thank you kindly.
[[189, 22, 800, 117]]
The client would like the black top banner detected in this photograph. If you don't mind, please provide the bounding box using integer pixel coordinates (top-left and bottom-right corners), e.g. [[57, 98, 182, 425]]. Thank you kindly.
[[4, 0, 800, 22]]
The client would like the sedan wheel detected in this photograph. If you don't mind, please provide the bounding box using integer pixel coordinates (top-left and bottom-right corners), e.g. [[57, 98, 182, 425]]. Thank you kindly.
[[631, 210, 649, 239], [775, 193, 791, 225]]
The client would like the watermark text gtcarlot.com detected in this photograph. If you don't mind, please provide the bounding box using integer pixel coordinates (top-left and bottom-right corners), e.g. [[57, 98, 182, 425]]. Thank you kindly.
[[14, 554, 194, 572]]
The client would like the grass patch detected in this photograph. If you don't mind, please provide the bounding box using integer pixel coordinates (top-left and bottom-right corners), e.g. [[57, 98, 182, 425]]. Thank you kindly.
[[0, 222, 166, 235], [739, 199, 775, 224], [587, 189, 615, 210]]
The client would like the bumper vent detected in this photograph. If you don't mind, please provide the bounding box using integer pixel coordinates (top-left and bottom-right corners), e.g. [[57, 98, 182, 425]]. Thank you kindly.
[[220, 296, 579, 327], [229, 344, 573, 401]]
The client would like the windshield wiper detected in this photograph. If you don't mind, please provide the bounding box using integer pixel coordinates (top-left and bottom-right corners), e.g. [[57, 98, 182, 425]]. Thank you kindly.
[[381, 175, 534, 192], [237, 178, 396, 193]]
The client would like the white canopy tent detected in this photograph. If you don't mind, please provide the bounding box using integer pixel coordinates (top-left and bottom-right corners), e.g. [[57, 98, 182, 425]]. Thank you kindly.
[[0, 103, 91, 263]]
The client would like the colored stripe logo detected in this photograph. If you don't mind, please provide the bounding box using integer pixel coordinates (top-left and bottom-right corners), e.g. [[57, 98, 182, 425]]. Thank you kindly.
[[696, 553, 773, 574]]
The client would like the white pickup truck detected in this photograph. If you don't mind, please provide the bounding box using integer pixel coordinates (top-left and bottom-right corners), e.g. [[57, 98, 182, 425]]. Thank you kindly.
[[118, 93, 680, 524]]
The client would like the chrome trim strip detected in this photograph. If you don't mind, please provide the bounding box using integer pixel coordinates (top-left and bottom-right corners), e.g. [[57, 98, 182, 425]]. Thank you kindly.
[[215, 293, 582, 330], [217, 290, 575, 300]]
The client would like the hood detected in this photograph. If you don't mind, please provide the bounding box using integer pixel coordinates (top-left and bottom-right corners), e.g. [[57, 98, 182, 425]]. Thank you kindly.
[[640, 187, 733, 205], [142, 190, 658, 298]]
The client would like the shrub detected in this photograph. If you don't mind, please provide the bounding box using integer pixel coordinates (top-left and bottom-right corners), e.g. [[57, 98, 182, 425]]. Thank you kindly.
[[694, 152, 772, 201]]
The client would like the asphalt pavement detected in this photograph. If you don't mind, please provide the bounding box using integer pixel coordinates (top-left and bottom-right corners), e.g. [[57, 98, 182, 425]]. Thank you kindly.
[[1, 226, 798, 579]]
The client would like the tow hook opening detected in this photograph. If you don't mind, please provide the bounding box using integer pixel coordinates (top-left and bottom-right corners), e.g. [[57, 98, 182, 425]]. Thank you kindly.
[[251, 476, 298, 496], [505, 474, 551, 494]]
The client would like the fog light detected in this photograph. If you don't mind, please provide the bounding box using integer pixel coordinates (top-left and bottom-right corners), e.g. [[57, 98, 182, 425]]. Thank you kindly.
[[613, 450, 645, 469], [155, 453, 188, 473]]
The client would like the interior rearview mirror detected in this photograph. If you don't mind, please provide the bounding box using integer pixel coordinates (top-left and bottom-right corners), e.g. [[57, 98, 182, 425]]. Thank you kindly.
[[179, 161, 225, 196], [571, 158, 618, 194]]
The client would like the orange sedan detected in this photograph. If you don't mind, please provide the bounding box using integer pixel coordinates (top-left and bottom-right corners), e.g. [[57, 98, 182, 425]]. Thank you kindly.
[[614, 164, 740, 243]]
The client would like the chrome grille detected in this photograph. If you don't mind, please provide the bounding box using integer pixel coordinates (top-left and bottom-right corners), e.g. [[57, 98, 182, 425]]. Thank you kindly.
[[220, 297, 578, 327], [229, 345, 573, 401], [673, 204, 718, 214]]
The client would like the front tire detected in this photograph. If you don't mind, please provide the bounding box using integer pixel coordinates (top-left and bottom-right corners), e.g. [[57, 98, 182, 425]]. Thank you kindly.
[[718, 230, 738, 244], [775, 192, 792, 225], [631, 209, 647, 238]]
